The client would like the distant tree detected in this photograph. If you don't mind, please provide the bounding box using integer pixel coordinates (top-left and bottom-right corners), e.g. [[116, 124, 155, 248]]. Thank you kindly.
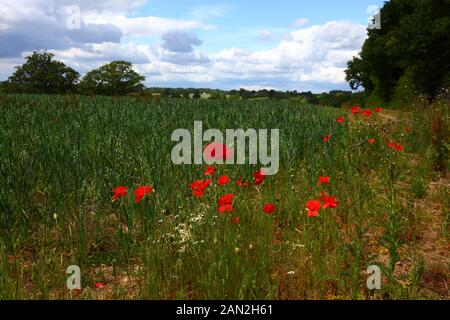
[[5, 51, 79, 94], [79, 61, 145, 95]]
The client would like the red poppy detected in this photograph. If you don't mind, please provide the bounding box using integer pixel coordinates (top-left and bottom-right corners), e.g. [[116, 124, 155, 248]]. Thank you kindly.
[[134, 185, 152, 203], [362, 109, 372, 117], [395, 144, 404, 152], [235, 176, 249, 187], [318, 176, 331, 184], [219, 204, 234, 213], [203, 142, 233, 162], [204, 165, 215, 176], [230, 216, 240, 224], [320, 194, 340, 209], [94, 282, 106, 289], [263, 203, 276, 214], [368, 138, 376, 144], [306, 200, 321, 217], [217, 175, 230, 186], [374, 107, 383, 113], [350, 106, 360, 115], [336, 117, 345, 123], [217, 193, 235, 206], [253, 169, 267, 185], [190, 179, 211, 198], [323, 134, 331, 142], [112, 186, 128, 200]]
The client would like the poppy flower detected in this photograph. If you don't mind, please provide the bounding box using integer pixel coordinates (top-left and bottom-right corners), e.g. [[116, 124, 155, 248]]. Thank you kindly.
[[217, 193, 235, 206], [253, 169, 267, 185], [320, 195, 340, 209], [323, 134, 331, 142], [263, 203, 276, 214], [336, 117, 345, 123], [368, 138, 376, 144], [318, 176, 331, 184], [395, 144, 404, 152], [190, 179, 211, 198], [217, 175, 230, 186], [350, 106, 360, 115], [94, 282, 106, 289], [203, 142, 233, 162], [230, 216, 240, 224], [362, 109, 372, 117], [374, 107, 383, 113], [134, 185, 152, 203], [112, 186, 128, 200], [219, 204, 234, 213], [306, 200, 321, 217], [204, 165, 215, 176]]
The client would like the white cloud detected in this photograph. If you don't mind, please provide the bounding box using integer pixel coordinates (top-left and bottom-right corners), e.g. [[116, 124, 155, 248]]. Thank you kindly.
[[256, 29, 274, 42], [292, 18, 309, 28]]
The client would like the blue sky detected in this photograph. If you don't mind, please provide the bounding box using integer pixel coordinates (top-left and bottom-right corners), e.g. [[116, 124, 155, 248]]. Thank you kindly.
[[0, 0, 385, 92]]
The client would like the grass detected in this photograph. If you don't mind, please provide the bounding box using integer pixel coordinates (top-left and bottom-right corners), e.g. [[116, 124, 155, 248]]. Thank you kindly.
[[0, 94, 448, 299]]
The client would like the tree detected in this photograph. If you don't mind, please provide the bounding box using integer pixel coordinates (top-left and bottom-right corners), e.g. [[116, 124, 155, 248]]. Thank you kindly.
[[79, 61, 145, 95], [5, 51, 79, 94], [346, 0, 450, 103]]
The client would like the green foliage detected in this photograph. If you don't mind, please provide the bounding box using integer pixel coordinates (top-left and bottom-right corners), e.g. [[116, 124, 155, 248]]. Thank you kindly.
[[4, 52, 79, 94], [346, 0, 450, 103], [79, 61, 145, 95]]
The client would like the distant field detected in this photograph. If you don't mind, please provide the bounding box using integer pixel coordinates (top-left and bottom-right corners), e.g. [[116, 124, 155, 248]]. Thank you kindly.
[[0, 94, 448, 299]]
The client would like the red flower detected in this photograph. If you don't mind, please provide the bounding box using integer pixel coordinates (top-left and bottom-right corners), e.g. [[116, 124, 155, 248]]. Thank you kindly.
[[112, 186, 128, 200], [336, 117, 345, 123], [374, 107, 383, 113], [318, 176, 331, 184], [94, 282, 106, 289], [321, 195, 340, 209], [134, 185, 152, 203], [204, 165, 215, 176], [263, 203, 276, 214], [217, 175, 230, 186], [395, 144, 404, 152], [190, 179, 211, 198], [323, 134, 331, 142], [368, 138, 376, 144], [362, 109, 372, 117], [217, 193, 235, 206], [306, 200, 321, 217], [350, 106, 360, 115], [230, 216, 240, 224], [253, 169, 267, 185], [219, 204, 234, 213]]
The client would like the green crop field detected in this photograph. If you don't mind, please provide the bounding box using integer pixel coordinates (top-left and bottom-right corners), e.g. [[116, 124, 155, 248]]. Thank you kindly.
[[0, 94, 448, 299]]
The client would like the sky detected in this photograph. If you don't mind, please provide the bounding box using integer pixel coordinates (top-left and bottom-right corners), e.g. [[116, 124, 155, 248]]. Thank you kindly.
[[0, 0, 385, 92]]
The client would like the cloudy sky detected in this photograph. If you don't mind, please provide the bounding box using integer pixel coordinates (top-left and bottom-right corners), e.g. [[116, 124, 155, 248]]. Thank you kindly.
[[0, 0, 384, 92]]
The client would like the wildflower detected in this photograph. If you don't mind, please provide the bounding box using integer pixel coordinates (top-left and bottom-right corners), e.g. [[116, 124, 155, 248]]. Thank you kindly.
[[374, 107, 383, 112], [190, 179, 211, 198], [362, 109, 372, 117], [306, 200, 321, 217], [236, 176, 249, 187], [203, 142, 233, 162], [395, 144, 404, 152], [318, 176, 331, 185], [112, 186, 127, 200], [253, 169, 267, 185], [350, 106, 360, 115], [368, 138, 376, 144], [323, 134, 331, 142], [204, 165, 215, 176], [219, 204, 233, 213], [94, 282, 106, 289], [320, 194, 340, 209], [134, 185, 152, 203], [263, 203, 276, 214], [218, 175, 230, 186], [336, 117, 345, 123], [218, 193, 235, 212]]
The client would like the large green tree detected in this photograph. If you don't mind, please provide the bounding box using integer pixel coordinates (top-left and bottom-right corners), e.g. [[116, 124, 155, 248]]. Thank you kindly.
[[5, 52, 79, 94], [79, 61, 145, 95], [346, 0, 450, 103]]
